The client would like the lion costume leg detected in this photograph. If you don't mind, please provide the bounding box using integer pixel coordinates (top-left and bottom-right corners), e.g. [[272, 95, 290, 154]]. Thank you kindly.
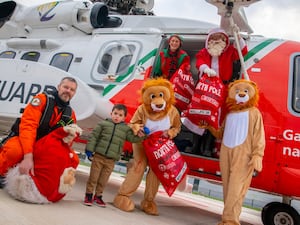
[[219, 147, 254, 225], [113, 143, 148, 212], [141, 168, 160, 215]]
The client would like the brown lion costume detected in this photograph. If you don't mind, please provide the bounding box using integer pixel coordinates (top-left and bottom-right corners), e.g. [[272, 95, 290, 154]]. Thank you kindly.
[[208, 79, 265, 225], [113, 78, 181, 215]]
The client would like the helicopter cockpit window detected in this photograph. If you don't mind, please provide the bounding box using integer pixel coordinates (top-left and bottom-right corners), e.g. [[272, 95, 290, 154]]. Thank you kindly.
[[0, 51, 16, 59], [50, 53, 73, 71], [292, 56, 300, 112], [21, 51, 40, 62], [92, 41, 139, 82]]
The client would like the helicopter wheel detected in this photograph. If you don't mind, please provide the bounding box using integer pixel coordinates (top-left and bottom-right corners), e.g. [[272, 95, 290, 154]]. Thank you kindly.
[[261, 202, 300, 225]]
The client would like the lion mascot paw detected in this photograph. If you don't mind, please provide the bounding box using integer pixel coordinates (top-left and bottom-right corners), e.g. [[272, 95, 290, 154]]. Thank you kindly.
[[113, 78, 181, 215], [113, 195, 135, 212], [141, 199, 158, 215]]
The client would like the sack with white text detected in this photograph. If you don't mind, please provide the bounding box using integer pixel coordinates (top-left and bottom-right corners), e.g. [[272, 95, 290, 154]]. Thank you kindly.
[[170, 63, 195, 112], [143, 131, 188, 197], [182, 74, 225, 130]]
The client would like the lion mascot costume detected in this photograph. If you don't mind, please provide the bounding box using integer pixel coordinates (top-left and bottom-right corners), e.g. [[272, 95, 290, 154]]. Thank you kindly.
[[205, 79, 265, 225], [113, 78, 181, 215], [5, 124, 82, 203]]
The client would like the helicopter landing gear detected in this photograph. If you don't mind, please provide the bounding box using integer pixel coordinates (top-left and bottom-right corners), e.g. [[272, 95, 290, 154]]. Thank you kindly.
[[261, 202, 300, 225]]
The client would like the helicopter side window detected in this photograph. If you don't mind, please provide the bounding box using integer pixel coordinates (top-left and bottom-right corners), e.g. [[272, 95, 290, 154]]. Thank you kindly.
[[117, 54, 133, 74], [21, 51, 40, 62], [93, 41, 138, 82], [50, 53, 73, 71], [292, 56, 300, 112], [0, 51, 16, 59], [98, 53, 112, 74], [98, 54, 133, 75]]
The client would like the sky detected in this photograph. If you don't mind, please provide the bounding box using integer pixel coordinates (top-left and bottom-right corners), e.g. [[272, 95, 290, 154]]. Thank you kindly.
[[16, 0, 300, 41], [152, 0, 300, 42]]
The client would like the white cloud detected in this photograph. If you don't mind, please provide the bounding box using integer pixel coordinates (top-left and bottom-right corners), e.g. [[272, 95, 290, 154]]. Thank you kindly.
[[153, 0, 300, 41]]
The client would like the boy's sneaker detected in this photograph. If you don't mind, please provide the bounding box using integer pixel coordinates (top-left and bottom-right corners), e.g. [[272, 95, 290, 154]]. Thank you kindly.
[[84, 193, 93, 206], [93, 195, 106, 207]]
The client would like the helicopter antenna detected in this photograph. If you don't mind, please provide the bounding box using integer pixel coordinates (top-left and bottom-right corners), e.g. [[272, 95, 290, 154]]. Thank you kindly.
[[224, 0, 249, 80]]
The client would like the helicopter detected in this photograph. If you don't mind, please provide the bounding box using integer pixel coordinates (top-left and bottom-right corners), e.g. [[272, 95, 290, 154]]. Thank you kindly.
[[0, 0, 299, 224]]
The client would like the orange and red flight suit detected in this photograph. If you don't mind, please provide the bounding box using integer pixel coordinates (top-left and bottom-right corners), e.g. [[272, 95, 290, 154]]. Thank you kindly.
[[0, 93, 77, 176]]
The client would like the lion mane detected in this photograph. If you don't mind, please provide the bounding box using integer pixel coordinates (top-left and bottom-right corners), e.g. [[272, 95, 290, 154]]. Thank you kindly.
[[226, 79, 259, 112], [140, 78, 176, 115]]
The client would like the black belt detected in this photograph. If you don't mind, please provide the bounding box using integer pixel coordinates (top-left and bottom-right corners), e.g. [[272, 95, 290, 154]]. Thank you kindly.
[[223, 80, 231, 85]]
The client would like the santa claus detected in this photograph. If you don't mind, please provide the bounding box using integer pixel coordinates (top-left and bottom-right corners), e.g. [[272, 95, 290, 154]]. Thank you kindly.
[[195, 27, 248, 83], [5, 124, 82, 203], [183, 27, 248, 157]]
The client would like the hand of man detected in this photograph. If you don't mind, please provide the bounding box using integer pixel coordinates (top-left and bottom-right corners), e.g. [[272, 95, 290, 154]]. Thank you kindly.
[[18, 153, 34, 175]]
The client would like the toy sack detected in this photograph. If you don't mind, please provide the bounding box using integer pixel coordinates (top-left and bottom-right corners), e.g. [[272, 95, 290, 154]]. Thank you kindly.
[[143, 131, 188, 197], [170, 63, 195, 112], [183, 74, 225, 130]]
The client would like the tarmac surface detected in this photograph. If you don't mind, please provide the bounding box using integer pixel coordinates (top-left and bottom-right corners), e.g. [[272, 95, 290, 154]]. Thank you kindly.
[[0, 165, 263, 225]]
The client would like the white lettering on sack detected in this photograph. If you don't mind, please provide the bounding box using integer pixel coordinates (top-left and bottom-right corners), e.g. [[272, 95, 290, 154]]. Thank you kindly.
[[153, 140, 175, 160]]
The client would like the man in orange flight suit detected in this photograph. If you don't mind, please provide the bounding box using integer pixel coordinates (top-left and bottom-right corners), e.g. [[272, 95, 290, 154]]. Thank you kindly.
[[0, 77, 78, 187]]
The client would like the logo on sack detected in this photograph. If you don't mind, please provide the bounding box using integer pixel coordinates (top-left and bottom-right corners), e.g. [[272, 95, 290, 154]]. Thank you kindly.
[[196, 81, 222, 97], [153, 140, 175, 160]]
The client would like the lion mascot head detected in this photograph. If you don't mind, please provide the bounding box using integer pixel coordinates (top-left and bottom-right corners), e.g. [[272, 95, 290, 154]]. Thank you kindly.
[[140, 77, 176, 120], [226, 79, 259, 112]]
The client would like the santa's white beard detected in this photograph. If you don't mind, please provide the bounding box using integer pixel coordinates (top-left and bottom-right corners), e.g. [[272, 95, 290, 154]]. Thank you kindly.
[[5, 166, 49, 204], [207, 41, 226, 57]]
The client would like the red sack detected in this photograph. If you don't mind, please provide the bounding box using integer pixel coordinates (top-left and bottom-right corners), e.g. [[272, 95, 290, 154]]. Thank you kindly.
[[143, 131, 188, 197], [183, 74, 225, 130], [170, 63, 195, 112]]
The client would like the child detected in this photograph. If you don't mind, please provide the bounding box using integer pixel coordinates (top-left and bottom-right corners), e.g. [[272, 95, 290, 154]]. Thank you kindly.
[[83, 104, 146, 207]]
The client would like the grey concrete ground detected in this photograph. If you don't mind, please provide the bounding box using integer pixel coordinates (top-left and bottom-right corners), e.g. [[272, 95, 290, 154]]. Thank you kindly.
[[0, 165, 262, 225]]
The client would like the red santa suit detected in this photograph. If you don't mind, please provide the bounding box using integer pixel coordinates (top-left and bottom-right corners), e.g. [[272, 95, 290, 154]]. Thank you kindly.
[[196, 28, 248, 84], [5, 126, 80, 203], [196, 28, 248, 125]]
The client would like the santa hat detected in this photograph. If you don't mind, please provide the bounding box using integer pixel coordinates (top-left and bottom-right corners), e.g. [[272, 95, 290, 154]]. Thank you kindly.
[[205, 28, 229, 50]]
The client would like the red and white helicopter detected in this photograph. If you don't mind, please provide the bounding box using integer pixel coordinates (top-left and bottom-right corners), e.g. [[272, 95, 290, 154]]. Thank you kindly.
[[0, 0, 299, 224]]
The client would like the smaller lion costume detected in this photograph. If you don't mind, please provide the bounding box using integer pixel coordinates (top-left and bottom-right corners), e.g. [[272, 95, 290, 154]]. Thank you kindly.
[[5, 124, 82, 203], [207, 79, 265, 225], [113, 78, 181, 215]]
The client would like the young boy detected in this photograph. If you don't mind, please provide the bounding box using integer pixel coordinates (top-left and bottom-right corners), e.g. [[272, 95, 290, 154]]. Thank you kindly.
[[83, 104, 146, 207]]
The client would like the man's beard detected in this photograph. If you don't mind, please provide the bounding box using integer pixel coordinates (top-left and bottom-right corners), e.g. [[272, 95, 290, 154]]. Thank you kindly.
[[207, 41, 226, 57]]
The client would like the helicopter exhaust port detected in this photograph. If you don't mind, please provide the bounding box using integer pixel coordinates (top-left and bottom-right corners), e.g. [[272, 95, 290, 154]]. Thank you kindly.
[[0, 1, 16, 28]]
